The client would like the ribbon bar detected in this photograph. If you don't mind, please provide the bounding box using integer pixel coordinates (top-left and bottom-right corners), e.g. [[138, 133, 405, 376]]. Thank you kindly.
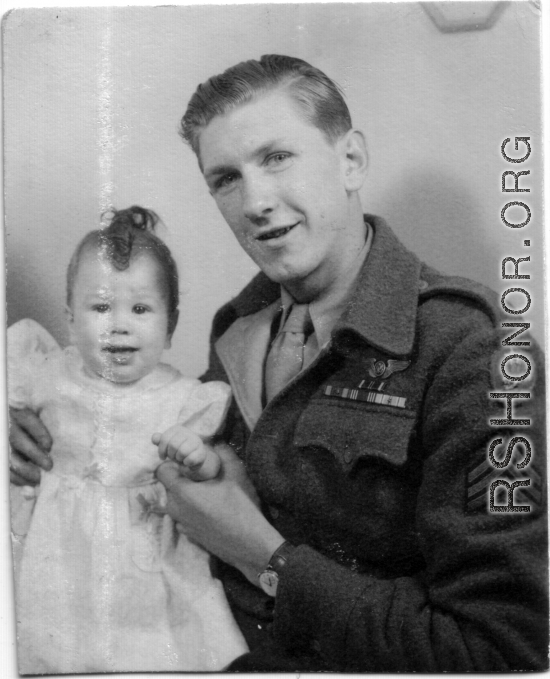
[[324, 385, 407, 409]]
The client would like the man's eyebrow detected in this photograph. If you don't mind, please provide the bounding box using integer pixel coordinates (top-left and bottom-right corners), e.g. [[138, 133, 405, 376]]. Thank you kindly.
[[204, 164, 236, 181], [254, 142, 281, 160]]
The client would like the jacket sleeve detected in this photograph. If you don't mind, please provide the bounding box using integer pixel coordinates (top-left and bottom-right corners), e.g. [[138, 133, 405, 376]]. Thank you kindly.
[[271, 320, 547, 671]]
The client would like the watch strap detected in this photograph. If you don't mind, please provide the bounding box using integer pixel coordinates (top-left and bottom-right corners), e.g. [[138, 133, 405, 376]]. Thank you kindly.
[[267, 540, 296, 575], [257, 541, 296, 596]]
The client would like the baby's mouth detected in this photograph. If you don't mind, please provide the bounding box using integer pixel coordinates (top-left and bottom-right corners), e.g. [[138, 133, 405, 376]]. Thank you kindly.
[[103, 346, 138, 363], [103, 346, 138, 353]]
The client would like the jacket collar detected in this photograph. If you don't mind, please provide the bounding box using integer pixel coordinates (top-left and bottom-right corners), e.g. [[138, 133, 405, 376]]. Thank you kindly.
[[227, 215, 421, 358], [337, 215, 421, 356]]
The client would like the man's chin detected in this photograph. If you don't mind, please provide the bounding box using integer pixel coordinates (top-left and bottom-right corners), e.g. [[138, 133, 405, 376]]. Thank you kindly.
[[259, 262, 307, 287]]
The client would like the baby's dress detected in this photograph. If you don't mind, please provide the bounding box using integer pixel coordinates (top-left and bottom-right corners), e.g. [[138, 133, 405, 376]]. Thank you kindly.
[[8, 319, 248, 674]]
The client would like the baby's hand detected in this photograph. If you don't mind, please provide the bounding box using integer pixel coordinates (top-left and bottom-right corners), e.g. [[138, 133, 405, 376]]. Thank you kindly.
[[152, 425, 220, 481]]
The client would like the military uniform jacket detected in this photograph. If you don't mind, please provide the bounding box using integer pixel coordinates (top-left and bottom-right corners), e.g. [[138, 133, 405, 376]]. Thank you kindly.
[[202, 216, 547, 672]]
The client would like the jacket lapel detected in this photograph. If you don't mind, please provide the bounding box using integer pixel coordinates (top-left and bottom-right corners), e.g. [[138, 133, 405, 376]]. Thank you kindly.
[[216, 299, 281, 431]]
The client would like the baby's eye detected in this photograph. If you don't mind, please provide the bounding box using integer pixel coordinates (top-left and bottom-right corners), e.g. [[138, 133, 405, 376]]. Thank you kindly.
[[133, 305, 149, 314], [92, 303, 110, 313]]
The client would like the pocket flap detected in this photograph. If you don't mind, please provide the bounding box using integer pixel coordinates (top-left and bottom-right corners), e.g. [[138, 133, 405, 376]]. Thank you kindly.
[[293, 400, 416, 472]]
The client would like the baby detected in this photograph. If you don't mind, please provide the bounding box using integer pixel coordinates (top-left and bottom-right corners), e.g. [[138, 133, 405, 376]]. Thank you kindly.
[[8, 207, 247, 674]]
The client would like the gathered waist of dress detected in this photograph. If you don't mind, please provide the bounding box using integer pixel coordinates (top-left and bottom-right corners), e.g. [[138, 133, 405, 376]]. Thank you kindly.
[[47, 467, 162, 489]]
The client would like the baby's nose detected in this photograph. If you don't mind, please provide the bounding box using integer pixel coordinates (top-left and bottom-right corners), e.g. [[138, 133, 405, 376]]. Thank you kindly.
[[109, 310, 131, 334]]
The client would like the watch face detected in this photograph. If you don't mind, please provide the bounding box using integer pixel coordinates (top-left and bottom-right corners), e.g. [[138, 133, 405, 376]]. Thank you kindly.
[[259, 569, 279, 597]]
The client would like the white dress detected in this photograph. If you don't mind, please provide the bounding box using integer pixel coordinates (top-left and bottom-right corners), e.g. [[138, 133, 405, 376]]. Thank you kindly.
[[8, 319, 248, 674]]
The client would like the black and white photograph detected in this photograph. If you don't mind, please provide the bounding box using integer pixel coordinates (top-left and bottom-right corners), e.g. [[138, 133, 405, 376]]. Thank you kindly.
[[2, 1, 547, 674]]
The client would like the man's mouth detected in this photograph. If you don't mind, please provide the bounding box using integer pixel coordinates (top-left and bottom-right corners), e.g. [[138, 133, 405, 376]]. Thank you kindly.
[[256, 223, 298, 241]]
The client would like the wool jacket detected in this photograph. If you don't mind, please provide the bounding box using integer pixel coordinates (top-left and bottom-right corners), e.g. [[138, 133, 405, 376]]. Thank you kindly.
[[202, 216, 547, 672]]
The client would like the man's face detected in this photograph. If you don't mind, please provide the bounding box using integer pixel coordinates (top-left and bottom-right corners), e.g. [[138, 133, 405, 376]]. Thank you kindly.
[[199, 89, 357, 292]]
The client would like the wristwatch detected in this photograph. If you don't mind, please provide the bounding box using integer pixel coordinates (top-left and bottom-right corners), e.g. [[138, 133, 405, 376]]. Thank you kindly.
[[257, 541, 296, 597]]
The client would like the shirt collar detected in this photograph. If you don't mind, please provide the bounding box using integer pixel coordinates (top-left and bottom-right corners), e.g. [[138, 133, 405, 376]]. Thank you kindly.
[[279, 220, 373, 349]]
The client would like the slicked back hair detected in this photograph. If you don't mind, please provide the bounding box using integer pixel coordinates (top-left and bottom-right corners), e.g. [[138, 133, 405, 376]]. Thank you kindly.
[[180, 54, 352, 160]]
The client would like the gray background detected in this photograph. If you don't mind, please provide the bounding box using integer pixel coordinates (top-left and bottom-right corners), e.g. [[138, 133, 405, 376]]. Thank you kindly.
[[1, 4, 545, 677], [4, 3, 544, 374]]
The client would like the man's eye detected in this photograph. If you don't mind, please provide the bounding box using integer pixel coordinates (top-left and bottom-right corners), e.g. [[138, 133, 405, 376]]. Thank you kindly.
[[267, 152, 291, 166], [133, 305, 149, 314], [92, 304, 110, 313], [215, 172, 239, 190]]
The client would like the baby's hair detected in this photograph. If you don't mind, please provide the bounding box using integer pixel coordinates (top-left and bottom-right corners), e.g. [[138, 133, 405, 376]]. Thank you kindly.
[[67, 206, 179, 335]]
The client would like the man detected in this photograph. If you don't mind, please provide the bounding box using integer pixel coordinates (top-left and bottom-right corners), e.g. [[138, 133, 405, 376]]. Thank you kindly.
[[10, 55, 547, 671]]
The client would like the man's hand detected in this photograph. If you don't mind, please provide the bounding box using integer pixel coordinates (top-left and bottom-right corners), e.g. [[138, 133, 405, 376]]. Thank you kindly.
[[157, 444, 285, 586], [152, 425, 221, 480], [9, 408, 53, 485]]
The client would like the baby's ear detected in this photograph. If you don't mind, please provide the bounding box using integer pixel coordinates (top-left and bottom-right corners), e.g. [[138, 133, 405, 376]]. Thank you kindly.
[[166, 310, 179, 348], [65, 305, 76, 342]]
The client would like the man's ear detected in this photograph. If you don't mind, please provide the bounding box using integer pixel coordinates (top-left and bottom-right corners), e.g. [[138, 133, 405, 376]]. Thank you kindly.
[[340, 129, 368, 192], [65, 305, 76, 344], [166, 310, 179, 349]]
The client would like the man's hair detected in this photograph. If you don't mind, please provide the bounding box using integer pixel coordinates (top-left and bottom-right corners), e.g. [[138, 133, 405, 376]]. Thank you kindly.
[[67, 206, 179, 335], [180, 54, 352, 157]]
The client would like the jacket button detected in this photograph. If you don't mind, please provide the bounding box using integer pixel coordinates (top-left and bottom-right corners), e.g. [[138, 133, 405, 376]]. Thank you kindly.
[[418, 279, 428, 291], [344, 450, 353, 464], [311, 640, 322, 654], [269, 506, 280, 520]]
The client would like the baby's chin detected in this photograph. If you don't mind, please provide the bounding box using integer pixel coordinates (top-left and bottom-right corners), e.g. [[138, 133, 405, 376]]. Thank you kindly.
[[82, 361, 151, 386]]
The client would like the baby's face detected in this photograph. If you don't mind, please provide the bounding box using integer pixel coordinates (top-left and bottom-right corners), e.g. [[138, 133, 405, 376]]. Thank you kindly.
[[67, 251, 172, 384]]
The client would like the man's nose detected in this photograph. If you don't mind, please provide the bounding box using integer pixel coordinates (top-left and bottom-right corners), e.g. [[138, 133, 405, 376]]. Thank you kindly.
[[242, 173, 277, 224]]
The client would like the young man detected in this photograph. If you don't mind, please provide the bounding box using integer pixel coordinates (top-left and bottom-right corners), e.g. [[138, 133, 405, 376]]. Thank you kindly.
[[10, 55, 547, 671]]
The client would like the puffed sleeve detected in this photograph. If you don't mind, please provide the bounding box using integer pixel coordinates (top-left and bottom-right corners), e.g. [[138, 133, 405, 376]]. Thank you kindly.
[[8, 320, 60, 536], [7, 319, 61, 410], [177, 380, 232, 439]]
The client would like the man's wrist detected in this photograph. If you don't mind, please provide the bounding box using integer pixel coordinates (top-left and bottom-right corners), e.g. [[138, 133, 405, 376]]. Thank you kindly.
[[257, 540, 296, 597]]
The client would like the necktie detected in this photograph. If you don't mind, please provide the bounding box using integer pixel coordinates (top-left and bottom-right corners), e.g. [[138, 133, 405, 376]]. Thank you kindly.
[[265, 304, 313, 402]]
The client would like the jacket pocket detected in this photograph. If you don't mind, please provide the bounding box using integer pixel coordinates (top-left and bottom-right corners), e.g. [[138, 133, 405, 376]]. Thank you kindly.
[[293, 399, 417, 473]]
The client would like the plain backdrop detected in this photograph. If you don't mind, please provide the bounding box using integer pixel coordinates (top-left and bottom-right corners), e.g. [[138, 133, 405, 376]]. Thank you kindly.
[[4, 2, 544, 378], [1, 4, 546, 679]]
